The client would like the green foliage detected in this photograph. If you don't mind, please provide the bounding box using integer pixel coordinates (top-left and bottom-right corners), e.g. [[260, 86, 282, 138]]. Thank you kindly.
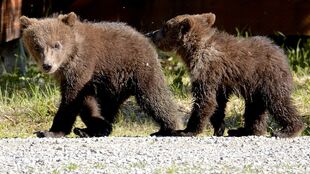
[[158, 50, 190, 98], [235, 27, 252, 38], [286, 39, 310, 73], [0, 65, 59, 137], [65, 163, 79, 171]]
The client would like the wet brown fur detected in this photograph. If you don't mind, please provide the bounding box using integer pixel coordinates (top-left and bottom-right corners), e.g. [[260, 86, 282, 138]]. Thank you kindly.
[[20, 12, 180, 137], [147, 13, 304, 138]]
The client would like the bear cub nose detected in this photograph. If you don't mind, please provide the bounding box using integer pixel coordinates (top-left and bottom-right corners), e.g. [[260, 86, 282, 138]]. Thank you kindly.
[[42, 63, 52, 71]]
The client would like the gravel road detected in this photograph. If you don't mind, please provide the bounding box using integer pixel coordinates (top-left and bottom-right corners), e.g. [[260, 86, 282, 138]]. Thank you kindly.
[[0, 136, 309, 173]]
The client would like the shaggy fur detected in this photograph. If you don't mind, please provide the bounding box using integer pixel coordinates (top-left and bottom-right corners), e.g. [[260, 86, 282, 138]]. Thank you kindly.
[[147, 13, 304, 138], [20, 12, 180, 137]]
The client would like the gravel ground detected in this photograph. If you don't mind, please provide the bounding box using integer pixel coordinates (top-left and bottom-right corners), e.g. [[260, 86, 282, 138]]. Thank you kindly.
[[0, 136, 309, 174]]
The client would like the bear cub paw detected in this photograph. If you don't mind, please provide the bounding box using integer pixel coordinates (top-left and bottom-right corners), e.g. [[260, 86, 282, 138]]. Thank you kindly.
[[73, 127, 112, 138], [34, 131, 65, 138]]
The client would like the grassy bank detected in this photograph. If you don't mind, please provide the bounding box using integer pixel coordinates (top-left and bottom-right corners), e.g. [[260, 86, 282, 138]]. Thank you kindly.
[[0, 69, 308, 138]]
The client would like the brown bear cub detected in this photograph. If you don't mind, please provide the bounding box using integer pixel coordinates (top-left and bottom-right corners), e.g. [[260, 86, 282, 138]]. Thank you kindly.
[[147, 13, 304, 138], [20, 12, 180, 137]]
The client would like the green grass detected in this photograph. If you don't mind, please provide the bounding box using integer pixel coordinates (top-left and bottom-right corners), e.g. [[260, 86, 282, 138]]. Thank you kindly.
[[0, 69, 308, 138], [0, 72, 58, 137], [0, 37, 309, 138], [64, 163, 79, 171], [286, 39, 310, 74]]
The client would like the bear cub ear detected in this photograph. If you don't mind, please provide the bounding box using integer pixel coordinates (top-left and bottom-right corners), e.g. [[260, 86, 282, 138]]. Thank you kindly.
[[200, 13, 216, 27], [59, 12, 77, 27], [179, 18, 192, 34], [20, 16, 37, 29]]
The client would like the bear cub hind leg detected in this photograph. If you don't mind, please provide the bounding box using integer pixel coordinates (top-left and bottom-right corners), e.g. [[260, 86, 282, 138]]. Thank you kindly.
[[75, 96, 113, 137], [268, 96, 304, 138], [228, 97, 268, 136]]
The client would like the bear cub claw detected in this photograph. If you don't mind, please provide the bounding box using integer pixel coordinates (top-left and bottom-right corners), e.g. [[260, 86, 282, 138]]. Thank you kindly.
[[73, 128, 91, 138], [34, 131, 65, 138], [150, 130, 175, 137], [73, 127, 111, 137], [227, 128, 249, 137]]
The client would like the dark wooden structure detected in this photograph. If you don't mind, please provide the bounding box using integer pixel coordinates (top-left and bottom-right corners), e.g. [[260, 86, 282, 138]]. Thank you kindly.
[[66, 0, 310, 35], [0, 0, 25, 75], [0, 0, 22, 42]]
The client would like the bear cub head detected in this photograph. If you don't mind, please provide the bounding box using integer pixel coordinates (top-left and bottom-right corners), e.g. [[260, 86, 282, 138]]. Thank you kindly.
[[20, 12, 78, 74], [147, 13, 216, 52]]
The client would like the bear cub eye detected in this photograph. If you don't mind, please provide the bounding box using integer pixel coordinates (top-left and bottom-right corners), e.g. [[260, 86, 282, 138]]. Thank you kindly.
[[52, 41, 62, 49], [34, 43, 42, 52]]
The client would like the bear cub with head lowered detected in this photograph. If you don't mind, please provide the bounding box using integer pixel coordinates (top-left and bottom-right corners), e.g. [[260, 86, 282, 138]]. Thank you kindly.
[[147, 13, 304, 137], [20, 12, 180, 137]]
